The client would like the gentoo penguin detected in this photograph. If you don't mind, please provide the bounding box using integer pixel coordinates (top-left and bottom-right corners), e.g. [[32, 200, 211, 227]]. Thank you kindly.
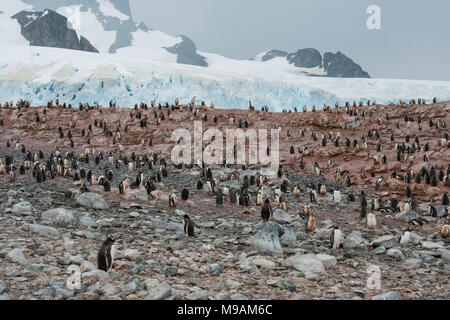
[[319, 184, 326, 197], [310, 190, 318, 203], [183, 215, 195, 237], [97, 235, 116, 272], [256, 188, 263, 205], [399, 227, 412, 246], [443, 193, 449, 206], [367, 213, 377, 230], [306, 215, 316, 233], [441, 224, 449, 239], [169, 193, 177, 208], [9, 170, 16, 182], [293, 185, 300, 198], [196, 180, 203, 190], [103, 180, 111, 192], [303, 204, 311, 217], [261, 199, 272, 222], [216, 188, 224, 207], [428, 205, 438, 217], [181, 188, 189, 201], [333, 190, 341, 203], [330, 226, 343, 251]]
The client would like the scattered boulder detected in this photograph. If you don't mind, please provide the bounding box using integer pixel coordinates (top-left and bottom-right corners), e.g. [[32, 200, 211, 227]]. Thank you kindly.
[[76, 193, 109, 210]]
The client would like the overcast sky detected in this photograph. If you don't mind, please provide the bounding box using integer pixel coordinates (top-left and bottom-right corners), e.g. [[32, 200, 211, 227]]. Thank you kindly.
[[130, 0, 450, 81]]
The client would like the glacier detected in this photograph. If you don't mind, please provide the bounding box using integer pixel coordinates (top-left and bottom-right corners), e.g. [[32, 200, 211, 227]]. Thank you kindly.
[[1, 45, 450, 111]]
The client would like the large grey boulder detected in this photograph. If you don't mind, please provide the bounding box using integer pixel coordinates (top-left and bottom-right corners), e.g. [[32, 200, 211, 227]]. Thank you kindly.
[[372, 291, 400, 300], [250, 222, 284, 255], [284, 254, 326, 274], [12, 201, 33, 215], [343, 231, 367, 249], [42, 208, 77, 227], [76, 193, 109, 210], [272, 208, 295, 224], [28, 224, 60, 237], [6, 248, 27, 265], [371, 235, 397, 249]]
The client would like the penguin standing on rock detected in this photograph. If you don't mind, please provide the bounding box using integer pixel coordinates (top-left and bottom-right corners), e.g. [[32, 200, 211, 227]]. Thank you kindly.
[[330, 226, 343, 251], [169, 193, 177, 207], [183, 215, 195, 237], [181, 188, 189, 201], [97, 235, 116, 272], [261, 199, 272, 222], [216, 188, 224, 207], [306, 215, 316, 233], [399, 227, 412, 246], [367, 213, 377, 230]]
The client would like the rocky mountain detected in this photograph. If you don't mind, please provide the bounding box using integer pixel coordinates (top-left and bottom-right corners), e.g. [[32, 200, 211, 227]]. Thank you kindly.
[[12, 9, 98, 53], [257, 48, 370, 78]]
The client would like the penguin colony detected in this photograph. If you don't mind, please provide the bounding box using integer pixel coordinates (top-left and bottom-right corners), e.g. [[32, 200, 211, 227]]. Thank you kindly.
[[0, 97, 448, 276]]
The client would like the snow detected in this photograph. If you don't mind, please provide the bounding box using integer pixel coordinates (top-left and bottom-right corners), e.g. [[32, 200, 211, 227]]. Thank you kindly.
[[96, 0, 129, 21], [56, 5, 116, 53], [0, 0, 31, 46], [1, 45, 450, 111], [114, 29, 180, 62]]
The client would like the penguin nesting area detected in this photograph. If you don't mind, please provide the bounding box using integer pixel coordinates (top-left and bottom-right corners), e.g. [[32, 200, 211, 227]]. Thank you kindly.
[[0, 100, 449, 300]]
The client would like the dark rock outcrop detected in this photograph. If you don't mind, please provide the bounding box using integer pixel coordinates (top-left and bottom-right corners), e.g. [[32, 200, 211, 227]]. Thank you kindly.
[[165, 35, 208, 67], [323, 51, 370, 78], [12, 9, 98, 53], [287, 48, 323, 68]]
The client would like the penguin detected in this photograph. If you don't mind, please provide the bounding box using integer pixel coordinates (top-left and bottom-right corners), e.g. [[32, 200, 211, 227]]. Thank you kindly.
[[9, 170, 16, 182], [333, 190, 341, 203], [183, 215, 195, 237], [330, 226, 343, 251], [303, 204, 311, 217], [367, 213, 377, 230], [169, 193, 177, 208], [441, 224, 449, 239], [181, 188, 189, 201], [216, 188, 224, 207], [293, 186, 300, 198], [261, 199, 272, 222], [399, 227, 412, 246], [256, 188, 263, 206], [103, 180, 111, 192], [319, 184, 326, 197], [97, 235, 116, 272], [306, 215, 316, 233], [428, 205, 438, 217], [443, 193, 449, 206]]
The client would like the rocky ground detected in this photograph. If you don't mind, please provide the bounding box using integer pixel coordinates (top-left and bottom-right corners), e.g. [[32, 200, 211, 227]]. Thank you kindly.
[[0, 101, 449, 300]]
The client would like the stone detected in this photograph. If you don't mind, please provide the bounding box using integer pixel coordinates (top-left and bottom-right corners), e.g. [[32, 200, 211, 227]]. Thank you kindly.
[[372, 291, 400, 300], [83, 270, 109, 281], [76, 193, 109, 210], [28, 224, 60, 237], [421, 241, 443, 250], [371, 235, 397, 249], [371, 246, 386, 255], [343, 231, 366, 249], [395, 210, 416, 222], [0, 281, 8, 295], [439, 249, 450, 262], [250, 222, 284, 255], [271, 208, 295, 224], [12, 201, 33, 215], [387, 248, 404, 261], [207, 263, 221, 276], [403, 258, 422, 270], [41, 208, 76, 227], [147, 281, 172, 300], [6, 248, 27, 265], [284, 254, 325, 274], [251, 258, 276, 270], [315, 254, 337, 268]]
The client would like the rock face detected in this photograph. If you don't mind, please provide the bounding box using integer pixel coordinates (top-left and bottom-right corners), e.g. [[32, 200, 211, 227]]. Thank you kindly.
[[284, 254, 326, 275], [257, 48, 370, 78], [323, 51, 370, 78], [165, 35, 208, 67], [287, 48, 323, 68], [76, 193, 109, 210], [12, 10, 98, 53]]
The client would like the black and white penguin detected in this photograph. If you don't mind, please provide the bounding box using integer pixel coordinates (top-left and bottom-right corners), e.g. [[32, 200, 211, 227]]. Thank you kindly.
[[399, 227, 412, 246], [181, 188, 189, 201], [196, 180, 203, 190], [261, 199, 272, 222], [216, 188, 224, 207], [183, 215, 195, 237], [306, 215, 316, 233], [443, 193, 449, 206], [330, 226, 343, 251], [97, 235, 116, 272], [169, 193, 177, 208], [103, 179, 111, 192]]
